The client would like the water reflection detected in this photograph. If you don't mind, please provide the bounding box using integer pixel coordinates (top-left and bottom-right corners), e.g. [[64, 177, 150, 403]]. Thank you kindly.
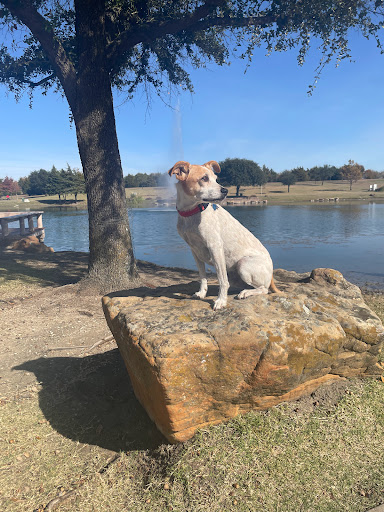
[[42, 203, 384, 288]]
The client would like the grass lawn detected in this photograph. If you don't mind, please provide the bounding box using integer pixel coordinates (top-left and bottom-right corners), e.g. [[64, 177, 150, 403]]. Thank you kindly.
[[1, 178, 384, 511], [2, 376, 383, 511], [1, 178, 383, 212], [0, 247, 383, 511]]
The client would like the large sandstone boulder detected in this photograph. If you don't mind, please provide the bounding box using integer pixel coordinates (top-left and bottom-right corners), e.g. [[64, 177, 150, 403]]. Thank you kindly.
[[102, 268, 384, 443]]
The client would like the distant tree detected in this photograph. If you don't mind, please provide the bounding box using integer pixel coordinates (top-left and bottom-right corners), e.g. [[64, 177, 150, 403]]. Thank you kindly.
[[0, 176, 21, 196], [46, 166, 67, 200], [66, 167, 85, 202], [25, 169, 50, 195], [1, 1, 384, 290], [124, 172, 166, 188], [291, 167, 308, 182], [249, 164, 268, 189], [363, 169, 381, 180], [18, 176, 30, 194], [219, 158, 265, 197], [124, 174, 137, 188], [341, 160, 364, 190], [330, 167, 344, 181], [153, 172, 168, 187], [134, 173, 155, 187], [262, 165, 278, 183], [308, 165, 339, 184], [278, 170, 297, 192]]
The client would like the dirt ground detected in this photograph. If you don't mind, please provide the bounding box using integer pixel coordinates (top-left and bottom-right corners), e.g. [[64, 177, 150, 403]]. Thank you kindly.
[[0, 247, 202, 450], [1, 245, 382, 420], [1, 243, 384, 511]]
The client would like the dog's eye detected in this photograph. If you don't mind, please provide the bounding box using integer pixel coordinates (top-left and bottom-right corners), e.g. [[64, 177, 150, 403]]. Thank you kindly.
[[201, 175, 209, 182]]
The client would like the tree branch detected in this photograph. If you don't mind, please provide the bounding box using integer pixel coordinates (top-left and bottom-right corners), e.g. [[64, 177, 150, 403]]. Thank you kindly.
[[1, 0, 77, 109], [25, 73, 56, 87], [106, 0, 274, 64]]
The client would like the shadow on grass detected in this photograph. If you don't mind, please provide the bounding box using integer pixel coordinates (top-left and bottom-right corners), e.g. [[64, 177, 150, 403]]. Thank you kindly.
[[38, 199, 86, 205], [0, 250, 88, 287], [14, 349, 167, 452]]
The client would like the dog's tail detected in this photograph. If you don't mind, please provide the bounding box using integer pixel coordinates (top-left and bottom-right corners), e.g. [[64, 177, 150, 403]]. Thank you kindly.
[[269, 275, 281, 293]]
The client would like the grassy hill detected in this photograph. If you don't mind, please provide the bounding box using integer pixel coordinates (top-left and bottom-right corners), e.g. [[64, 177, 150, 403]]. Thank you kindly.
[[1, 178, 383, 211]]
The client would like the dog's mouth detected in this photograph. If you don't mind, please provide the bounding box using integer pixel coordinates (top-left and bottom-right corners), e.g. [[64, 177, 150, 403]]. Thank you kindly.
[[202, 196, 226, 203], [202, 191, 228, 202]]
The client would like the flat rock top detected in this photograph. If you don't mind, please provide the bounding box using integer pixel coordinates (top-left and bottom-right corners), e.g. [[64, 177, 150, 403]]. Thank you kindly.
[[103, 268, 384, 359]]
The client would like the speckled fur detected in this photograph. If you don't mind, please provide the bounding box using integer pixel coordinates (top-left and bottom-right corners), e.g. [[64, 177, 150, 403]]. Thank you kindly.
[[168, 160, 277, 310]]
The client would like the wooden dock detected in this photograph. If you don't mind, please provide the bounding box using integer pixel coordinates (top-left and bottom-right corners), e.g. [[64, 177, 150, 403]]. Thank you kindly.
[[0, 211, 45, 241]]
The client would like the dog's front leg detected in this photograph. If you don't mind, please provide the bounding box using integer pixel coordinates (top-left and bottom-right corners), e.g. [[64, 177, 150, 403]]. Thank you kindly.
[[210, 246, 229, 311], [191, 250, 208, 299]]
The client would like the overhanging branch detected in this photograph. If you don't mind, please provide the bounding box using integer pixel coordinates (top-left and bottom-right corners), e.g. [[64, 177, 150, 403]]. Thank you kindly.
[[26, 73, 55, 87], [106, 0, 274, 64], [1, 0, 77, 109]]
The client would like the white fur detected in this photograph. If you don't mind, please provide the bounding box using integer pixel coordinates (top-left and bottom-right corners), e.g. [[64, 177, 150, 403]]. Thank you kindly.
[[169, 161, 275, 310]]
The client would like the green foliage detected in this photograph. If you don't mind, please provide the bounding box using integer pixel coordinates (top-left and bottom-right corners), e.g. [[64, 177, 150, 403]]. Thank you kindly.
[[291, 166, 308, 182], [341, 159, 364, 190], [308, 164, 341, 183], [24, 168, 50, 195], [219, 158, 266, 196], [124, 172, 167, 188], [20, 165, 84, 199], [126, 193, 144, 207], [1, 1, 383, 102], [262, 165, 278, 183], [278, 170, 297, 192]]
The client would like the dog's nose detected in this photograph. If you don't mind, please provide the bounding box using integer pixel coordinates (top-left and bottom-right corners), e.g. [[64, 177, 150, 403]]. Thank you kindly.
[[221, 187, 228, 195]]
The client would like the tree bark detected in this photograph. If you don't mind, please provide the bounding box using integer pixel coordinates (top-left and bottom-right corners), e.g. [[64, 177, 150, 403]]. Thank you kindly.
[[74, 0, 138, 291]]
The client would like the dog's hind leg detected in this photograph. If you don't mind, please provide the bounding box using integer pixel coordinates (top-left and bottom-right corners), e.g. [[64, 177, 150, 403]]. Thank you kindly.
[[235, 255, 272, 299], [237, 287, 268, 299]]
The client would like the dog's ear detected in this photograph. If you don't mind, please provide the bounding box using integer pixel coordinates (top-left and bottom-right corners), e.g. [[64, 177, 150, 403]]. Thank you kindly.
[[203, 161, 221, 174], [168, 161, 190, 181]]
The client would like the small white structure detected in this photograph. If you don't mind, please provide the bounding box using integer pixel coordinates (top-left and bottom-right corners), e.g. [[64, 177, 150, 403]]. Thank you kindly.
[[369, 184, 378, 191]]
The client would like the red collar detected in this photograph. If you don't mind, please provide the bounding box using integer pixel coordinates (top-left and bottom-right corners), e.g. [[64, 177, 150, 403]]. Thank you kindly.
[[177, 203, 209, 217]]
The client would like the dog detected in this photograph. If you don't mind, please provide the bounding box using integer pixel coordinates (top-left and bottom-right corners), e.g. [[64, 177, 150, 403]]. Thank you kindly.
[[168, 160, 279, 310]]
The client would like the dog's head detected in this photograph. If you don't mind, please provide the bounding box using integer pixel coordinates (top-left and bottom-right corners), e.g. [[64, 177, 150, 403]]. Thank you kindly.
[[168, 161, 228, 202]]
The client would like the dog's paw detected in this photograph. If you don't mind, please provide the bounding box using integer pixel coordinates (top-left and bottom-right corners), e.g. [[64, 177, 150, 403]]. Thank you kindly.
[[213, 297, 227, 310], [236, 287, 268, 299], [193, 290, 207, 299], [236, 290, 248, 300]]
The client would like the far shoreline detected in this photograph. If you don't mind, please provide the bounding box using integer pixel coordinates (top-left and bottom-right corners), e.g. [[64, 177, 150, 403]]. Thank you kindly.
[[1, 177, 383, 212]]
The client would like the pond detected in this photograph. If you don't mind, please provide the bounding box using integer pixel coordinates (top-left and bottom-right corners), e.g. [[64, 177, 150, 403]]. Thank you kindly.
[[41, 202, 384, 289]]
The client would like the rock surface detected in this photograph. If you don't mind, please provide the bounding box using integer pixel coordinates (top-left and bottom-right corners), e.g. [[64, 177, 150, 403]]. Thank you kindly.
[[11, 235, 54, 253], [102, 268, 384, 443]]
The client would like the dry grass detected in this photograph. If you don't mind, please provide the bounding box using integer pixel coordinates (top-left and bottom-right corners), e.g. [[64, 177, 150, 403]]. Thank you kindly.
[[1, 250, 384, 511], [239, 178, 384, 205], [1, 178, 383, 212], [2, 379, 384, 512], [0, 394, 116, 512]]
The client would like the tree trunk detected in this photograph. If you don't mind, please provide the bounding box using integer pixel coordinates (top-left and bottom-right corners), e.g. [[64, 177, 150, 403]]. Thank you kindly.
[[236, 185, 240, 197], [73, 0, 138, 292]]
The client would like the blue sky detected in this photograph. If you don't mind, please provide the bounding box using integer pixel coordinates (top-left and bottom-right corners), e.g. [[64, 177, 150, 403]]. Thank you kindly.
[[1, 30, 384, 180]]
